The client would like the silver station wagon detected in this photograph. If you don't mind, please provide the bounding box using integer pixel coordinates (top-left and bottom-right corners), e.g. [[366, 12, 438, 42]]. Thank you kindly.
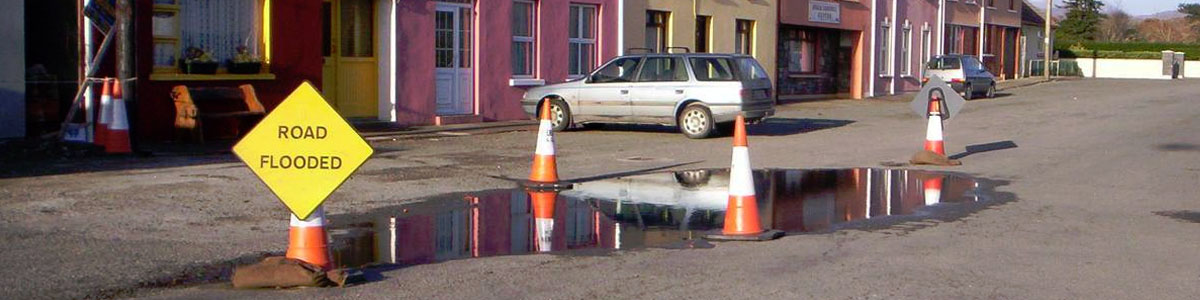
[[520, 51, 775, 139]]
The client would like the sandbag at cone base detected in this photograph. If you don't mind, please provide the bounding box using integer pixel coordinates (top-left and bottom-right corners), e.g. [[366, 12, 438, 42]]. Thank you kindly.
[[231, 256, 348, 289], [909, 149, 962, 166], [529, 100, 559, 183], [704, 115, 783, 242], [286, 208, 331, 270]]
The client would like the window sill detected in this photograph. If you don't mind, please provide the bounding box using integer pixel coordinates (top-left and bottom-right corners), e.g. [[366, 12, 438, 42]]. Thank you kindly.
[[509, 78, 546, 87], [879, 74, 894, 78], [149, 73, 277, 81]]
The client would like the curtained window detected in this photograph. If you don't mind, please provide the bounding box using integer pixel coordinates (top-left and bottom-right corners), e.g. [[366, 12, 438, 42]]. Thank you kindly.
[[153, 0, 268, 74]]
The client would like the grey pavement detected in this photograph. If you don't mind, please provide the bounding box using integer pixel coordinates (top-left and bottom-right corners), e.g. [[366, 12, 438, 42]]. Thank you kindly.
[[1, 78, 1197, 299]]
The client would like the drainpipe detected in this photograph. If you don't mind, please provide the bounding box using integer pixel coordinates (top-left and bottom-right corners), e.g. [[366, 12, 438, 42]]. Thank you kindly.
[[890, 0, 897, 95], [618, 0, 625, 55], [388, 0, 397, 122], [83, 0, 95, 142], [868, 0, 876, 98], [937, 0, 944, 55], [979, 4, 985, 58]]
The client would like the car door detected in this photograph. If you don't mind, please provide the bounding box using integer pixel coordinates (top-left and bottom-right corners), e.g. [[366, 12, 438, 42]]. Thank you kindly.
[[629, 56, 690, 123], [576, 56, 641, 120]]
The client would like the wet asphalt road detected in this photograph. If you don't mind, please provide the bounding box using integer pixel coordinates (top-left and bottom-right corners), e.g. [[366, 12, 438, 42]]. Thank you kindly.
[[1, 79, 1198, 299]]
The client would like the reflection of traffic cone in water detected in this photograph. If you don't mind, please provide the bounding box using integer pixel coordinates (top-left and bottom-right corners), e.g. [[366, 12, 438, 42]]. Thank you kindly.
[[924, 97, 945, 156], [286, 207, 332, 270], [530, 190, 557, 252], [106, 79, 132, 154], [923, 176, 943, 206], [529, 100, 558, 184], [95, 78, 112, 148], [706, 115, 783, 241]]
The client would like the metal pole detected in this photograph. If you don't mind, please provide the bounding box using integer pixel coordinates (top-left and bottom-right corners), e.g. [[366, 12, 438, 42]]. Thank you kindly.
[[1044, 0, 1051, 79]]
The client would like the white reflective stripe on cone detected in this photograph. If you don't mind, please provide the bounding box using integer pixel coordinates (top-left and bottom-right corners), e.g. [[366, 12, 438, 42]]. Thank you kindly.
[[924, 188, 941, 206], [110, 99, 129, 130], [728, 147, 755, 197], [290, 207, 326, 227], [535, 218, 554, 252], [926, 116, 943, 142], [534, 121, 555, 156], [99, 93, 112, 125]]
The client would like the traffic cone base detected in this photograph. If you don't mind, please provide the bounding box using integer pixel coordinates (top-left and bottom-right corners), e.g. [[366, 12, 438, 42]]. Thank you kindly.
[[286, 208, 331, 270]]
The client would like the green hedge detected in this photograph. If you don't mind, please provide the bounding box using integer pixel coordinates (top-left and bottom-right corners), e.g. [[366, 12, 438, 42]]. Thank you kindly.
[[1054, 40, 1200, 60]]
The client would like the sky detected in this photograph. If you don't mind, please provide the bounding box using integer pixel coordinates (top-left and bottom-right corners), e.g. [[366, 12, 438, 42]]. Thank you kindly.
[[1028, 0, 1198, 16]]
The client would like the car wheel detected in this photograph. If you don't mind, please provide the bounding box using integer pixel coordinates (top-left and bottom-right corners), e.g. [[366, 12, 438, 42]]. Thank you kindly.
[[986, 84, 996, 98], [678, 104, 715, 139], [542, 98, 571, 132], [963, 83, 975, 100]]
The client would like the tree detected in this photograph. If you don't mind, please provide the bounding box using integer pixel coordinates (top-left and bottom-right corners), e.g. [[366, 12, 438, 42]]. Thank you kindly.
[[1099, 8, 1136, 42], [1057, 0, 1106, 41], [1181, 3, 1200, 39]]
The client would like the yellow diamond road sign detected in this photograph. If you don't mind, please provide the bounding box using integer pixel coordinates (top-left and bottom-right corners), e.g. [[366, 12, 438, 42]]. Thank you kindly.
[[233, 81, 373, 220]]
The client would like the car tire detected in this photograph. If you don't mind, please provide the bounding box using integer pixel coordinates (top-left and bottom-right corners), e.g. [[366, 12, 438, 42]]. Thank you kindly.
[[542, 98, 571, 132], [963, 83, 975, 100], [986, 84, 996, 98], [678, 104, 715, 139]]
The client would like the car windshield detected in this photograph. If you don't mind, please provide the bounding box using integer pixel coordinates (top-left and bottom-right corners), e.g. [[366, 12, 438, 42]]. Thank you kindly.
[[689, 57, 738, 81], [926, 57, 961, 70], [590, 57, 642, 83]]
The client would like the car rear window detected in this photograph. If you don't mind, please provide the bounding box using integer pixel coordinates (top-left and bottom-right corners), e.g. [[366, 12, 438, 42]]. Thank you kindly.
[[926, 57, 961, 70], [736, 58, 769, 81], [689, 57, 737, 81]]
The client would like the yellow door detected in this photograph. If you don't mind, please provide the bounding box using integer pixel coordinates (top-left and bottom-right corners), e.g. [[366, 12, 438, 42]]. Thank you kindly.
[[322, 0, 378, 118]]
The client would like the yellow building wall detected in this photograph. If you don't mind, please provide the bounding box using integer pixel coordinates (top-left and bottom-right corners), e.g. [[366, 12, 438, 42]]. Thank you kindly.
[[622, 0, 778, 83]]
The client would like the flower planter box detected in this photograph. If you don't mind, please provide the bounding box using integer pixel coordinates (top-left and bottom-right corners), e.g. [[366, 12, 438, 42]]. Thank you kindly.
[[179, 60, 219, 74]]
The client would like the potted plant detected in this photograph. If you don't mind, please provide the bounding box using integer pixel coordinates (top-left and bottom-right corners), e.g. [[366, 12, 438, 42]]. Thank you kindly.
[[228, 45, 263, 74], [179, 47, 218, 74]]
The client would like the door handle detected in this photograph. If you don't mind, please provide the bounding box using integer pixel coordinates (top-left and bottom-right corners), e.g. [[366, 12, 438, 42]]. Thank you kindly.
[[675, 89, 684, 94], [620, 90, 629, 95]]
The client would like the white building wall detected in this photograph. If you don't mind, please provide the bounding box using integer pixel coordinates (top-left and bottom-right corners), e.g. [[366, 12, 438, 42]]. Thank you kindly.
[[0, 2, 26, 138], [1072, 58, 1175, 80]]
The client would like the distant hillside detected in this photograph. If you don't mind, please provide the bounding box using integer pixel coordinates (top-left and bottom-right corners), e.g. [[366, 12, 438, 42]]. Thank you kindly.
[[1136, 10, 1185, 20]]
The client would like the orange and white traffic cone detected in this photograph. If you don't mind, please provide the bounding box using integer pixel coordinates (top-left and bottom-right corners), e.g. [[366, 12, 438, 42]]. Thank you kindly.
[[106, 78, 132, 154], [923, 176, 943, 206], [706, 115, 783, 241], [95, 78, 112, 149], [286, 206, 332, 270], [530, 189, 558, 252], [924, 97, 945, 156], [529, 100, 559, 184]]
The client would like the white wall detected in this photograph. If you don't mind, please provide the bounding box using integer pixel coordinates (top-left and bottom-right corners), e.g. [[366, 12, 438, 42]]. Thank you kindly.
[[1187, 61, 1200, 78], [1071, 58, 1176, 80], [0, 2, 26, 138]]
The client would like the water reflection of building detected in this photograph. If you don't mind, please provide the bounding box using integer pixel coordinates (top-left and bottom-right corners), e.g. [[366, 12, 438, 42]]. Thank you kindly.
[[332, 169, 982, 268]]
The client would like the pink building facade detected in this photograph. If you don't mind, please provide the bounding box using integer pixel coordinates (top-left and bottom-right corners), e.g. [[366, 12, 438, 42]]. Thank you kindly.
[[872, 0, 943, 96], [392, 0, 620, 126]]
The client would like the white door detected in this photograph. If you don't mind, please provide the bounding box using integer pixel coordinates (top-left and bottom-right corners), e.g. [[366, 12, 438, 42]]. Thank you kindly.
[[435, 4, 474, 115]]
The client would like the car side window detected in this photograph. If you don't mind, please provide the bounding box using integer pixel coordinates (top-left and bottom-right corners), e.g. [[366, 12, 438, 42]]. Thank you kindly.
[[737, 58, 768, 80], [963, 57, 982, 71], [636, 57, 689, 82], [590, 57, 642, 83], [689, 57, 737, 81]]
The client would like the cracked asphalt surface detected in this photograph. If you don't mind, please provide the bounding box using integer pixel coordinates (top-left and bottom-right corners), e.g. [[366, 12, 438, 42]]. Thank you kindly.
[[1, 79, 1198, 299]]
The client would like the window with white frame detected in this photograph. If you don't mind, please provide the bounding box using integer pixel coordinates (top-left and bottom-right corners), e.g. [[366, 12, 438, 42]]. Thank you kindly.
[[152, 0, 269, 74], [922, 24, 931, 76], [879, 19, 891, 75], [512, 0, 536, 77], [568, 4, 597, 77], [902, 21, 912, 76]]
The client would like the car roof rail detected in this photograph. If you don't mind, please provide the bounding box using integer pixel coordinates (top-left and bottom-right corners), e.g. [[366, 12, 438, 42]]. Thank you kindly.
[[666, 47, 691, 53], [626, 48, 655, 54]]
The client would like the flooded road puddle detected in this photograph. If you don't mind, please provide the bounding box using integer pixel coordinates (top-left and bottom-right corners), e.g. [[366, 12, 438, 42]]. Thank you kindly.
[[327, 168, 1008, 269]]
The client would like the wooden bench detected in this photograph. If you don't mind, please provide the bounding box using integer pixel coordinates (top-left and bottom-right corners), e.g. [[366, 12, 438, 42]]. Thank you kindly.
[[172, 84, 266, 143]]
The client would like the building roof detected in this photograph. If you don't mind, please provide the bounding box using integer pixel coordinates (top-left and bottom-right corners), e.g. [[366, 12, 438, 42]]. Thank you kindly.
[[1021, 0, 1058, 27]]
